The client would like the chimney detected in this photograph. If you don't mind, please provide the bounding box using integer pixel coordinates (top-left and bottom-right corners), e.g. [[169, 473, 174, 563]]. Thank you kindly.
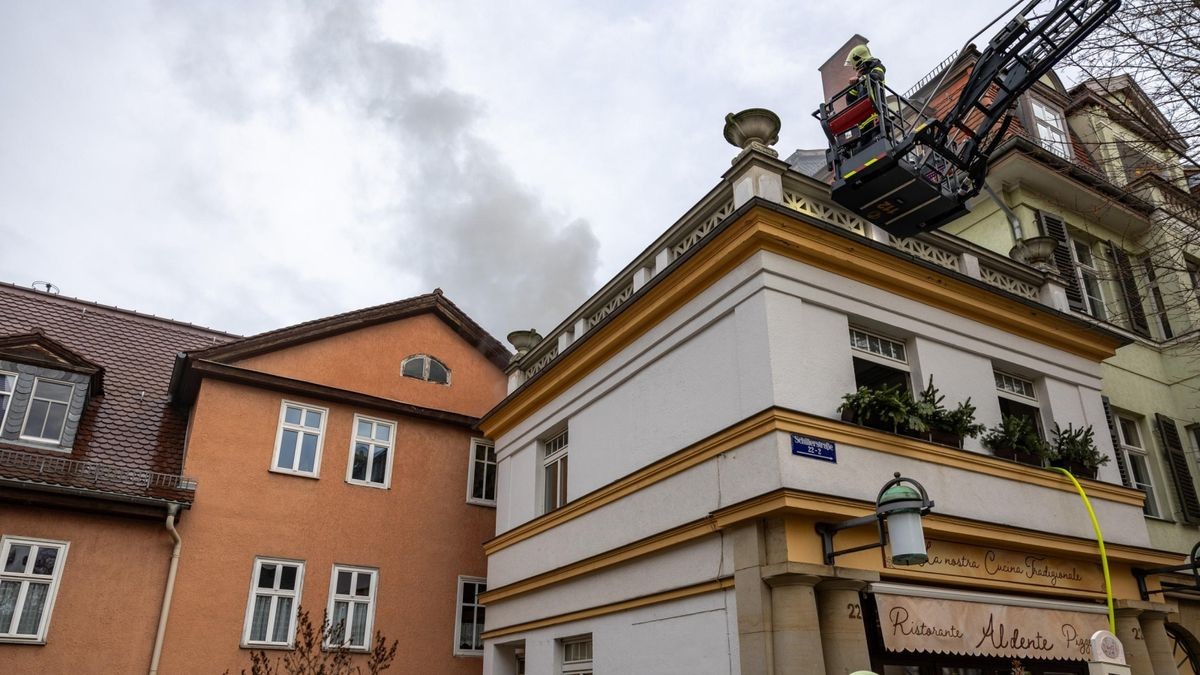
[[819, 34, 869, 110]]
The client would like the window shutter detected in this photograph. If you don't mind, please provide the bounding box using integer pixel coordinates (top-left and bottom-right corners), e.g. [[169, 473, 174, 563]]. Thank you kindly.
[[1108, 243, 1151, 337], [1101, 397, 1132, 488], [1038, 211, 1085, 311], [1156, 413, 1200, 523]]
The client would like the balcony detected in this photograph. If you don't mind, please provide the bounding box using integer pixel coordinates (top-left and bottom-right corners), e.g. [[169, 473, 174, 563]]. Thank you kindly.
[[0, 447, 197, 505]]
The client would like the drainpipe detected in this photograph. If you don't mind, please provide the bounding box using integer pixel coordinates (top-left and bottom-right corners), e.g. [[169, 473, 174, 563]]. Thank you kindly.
[[149, 504, 182, 675], [983, 183, 1025, 241]]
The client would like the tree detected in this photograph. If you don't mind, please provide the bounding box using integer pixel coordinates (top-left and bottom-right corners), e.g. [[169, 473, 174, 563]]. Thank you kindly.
[[225, 608, 399, 675]]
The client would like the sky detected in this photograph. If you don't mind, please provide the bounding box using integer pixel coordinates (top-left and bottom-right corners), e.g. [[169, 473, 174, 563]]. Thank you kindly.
[[0, 0, 1017, 342]]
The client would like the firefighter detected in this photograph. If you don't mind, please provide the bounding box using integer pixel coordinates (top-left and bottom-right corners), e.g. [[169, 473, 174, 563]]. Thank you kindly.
[[843, 44, 887, 147]]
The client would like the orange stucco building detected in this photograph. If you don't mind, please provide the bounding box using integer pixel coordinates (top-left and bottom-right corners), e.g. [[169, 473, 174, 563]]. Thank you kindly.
[[0, 284, 508, 674]]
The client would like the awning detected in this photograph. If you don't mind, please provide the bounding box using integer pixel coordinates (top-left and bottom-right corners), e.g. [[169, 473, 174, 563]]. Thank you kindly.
[[873, 584, 1109, 661]]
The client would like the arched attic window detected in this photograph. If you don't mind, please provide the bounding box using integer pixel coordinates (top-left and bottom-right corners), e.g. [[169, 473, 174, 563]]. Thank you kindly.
[[401, 354, 450, 385]]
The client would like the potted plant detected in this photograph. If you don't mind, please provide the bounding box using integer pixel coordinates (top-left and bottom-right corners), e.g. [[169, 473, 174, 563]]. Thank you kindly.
[[934, 398, 986, 448], [839, 383, 918, 435], [912, 377, 947, 442], [1048, 423, 1109, 479], [982, 414, 1049, 466]]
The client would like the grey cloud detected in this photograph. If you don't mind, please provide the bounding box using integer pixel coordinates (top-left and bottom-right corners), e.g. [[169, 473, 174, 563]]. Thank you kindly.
[[157, 0, 599, 338]]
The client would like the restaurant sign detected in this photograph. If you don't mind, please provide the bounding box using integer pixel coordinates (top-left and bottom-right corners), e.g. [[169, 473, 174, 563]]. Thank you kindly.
[[883, 539, 1103, 593], [876, 593, 1108, 661]]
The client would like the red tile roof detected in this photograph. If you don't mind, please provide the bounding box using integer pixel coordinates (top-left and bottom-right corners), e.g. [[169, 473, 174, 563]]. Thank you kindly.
[[0, 282, 236, 504]]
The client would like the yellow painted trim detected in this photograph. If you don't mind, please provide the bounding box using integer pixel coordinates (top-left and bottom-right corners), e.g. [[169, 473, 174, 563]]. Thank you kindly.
[[844, 170, 858, 179], [480, 577, 735, 640], [479, 519, 717, 605], [713, 490, 1182, 568], [482, 206, 1123, 440], [485, 407, 1145, 556]]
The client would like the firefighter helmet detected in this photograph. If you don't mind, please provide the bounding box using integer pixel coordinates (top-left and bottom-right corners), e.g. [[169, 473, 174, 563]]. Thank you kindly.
[[844, 44, 872, 68]]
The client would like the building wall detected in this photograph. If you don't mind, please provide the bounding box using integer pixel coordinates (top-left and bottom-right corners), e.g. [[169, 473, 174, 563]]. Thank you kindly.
[[235, 313, 506, 418], [0, 504, 170, 673], [159, 314, 504, 674]]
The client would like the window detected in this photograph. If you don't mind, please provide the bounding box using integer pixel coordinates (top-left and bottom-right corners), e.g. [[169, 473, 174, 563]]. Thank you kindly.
[[271, 402, 326, 477], [1068, 238, 1107, 320], [1117, 415, 1160, 517], [1030, 98, 1071, 159], [0, 536, 67, 643], [994, 370, 1043, 438], [346, 416, 394, 488], [243, 558, 303, 647], [849, 328, 910, 391], [20, 379, 73, 444], [454, 576, 486, 655], [561, 636, 593, 675], [0, 371, 13, 427], [1142, 257, 1174, 339], [326, 566, 377, 651], [467, 439, 497, 506], [543, 429, 569, 514], [1187, 258, 1200, 307], [401, 354, 450, 385]]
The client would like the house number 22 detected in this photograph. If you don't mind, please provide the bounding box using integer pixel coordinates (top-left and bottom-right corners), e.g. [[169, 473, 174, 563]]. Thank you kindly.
[[847, 603, 862, 619]]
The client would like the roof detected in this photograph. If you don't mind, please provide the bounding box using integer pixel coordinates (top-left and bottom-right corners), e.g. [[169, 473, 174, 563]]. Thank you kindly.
[[785, 148, 829, 179], [1067, 75, 1190, 155], [170, 289, 511, 404], [0, 282, 236, 505]]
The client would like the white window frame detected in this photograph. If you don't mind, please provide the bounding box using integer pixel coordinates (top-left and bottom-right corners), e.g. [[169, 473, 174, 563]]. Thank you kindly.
[[324, 564, 378, 652], [401, 354, 451, 385], [994, 370, 1044, 437], [1117, 415, 1161, 518], [345, 414, 395, 489], [0, 370, 15, 431], [849, 327, 909, 368], [270, 400, 328, 478], [0, 536, 69, 644], [1030, 98, 1072, 160], [466, 438, 497, 506], [1068, 237, 1107, 321], [19, 377, 74, 444], [241, 557, 305, 649], [560, 635, 593, 675], [542, 428, 569, 514], [453, 575, 487, 656]]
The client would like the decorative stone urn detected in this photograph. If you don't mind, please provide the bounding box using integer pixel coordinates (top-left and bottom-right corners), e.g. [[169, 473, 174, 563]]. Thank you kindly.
[[506, 329, 542, 358], [723, 108, 781, 161], [1009, 235, 1058, 273]]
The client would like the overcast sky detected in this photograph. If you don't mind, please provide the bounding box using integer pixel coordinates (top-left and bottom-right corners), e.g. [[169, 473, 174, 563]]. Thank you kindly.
[[0, 0, 1016, 342]]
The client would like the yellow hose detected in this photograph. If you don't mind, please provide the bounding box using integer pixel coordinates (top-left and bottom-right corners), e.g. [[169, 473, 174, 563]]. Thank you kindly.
[[1053, 467, 1116, 633]]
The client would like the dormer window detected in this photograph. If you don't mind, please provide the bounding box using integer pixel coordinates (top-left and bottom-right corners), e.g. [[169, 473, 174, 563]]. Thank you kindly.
[[0, 332, 100, 453], [401, 354, 450, 385], [20, 379, 74, 444], [1029, 99, 1072, 160]]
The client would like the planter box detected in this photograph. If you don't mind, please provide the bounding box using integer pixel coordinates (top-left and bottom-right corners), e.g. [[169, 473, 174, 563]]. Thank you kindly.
[[1050, 458, 1097, 480], [991, 446, 1044, 466], [929, 430, 963, 448]]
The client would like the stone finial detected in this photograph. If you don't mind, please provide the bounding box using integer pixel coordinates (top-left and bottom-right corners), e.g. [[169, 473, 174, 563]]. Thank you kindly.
[[506, 329, 542, 359], [1009, 235, 1058, 274], [724, 108, 782, 162]]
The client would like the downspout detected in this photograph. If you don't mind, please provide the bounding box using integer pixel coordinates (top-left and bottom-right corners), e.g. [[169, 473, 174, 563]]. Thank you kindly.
[[983, 182, 1025, 242], [149, 504, 182, 675]]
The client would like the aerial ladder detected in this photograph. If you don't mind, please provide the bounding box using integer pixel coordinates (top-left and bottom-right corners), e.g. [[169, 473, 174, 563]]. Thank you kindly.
[[814, 0, 1121, 238]]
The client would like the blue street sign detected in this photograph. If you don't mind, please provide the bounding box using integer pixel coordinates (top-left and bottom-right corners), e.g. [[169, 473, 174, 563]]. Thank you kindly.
[[791, 434, 837, 463]]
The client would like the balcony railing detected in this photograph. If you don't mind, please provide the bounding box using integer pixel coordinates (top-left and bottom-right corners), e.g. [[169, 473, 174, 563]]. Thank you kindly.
[[513, 168, 1047, 384], [0, 447, 197, 494]]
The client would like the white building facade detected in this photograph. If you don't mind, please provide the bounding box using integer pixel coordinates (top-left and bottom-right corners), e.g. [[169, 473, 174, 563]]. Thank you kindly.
[[478, 145, 1184, 675]]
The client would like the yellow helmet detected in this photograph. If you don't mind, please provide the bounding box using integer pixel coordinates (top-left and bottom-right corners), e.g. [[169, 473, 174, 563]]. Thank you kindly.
[[845, 44, 873, 68]]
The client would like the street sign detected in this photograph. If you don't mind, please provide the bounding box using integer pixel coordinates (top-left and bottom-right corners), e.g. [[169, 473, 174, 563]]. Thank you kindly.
[[791, 434, 837, 463]]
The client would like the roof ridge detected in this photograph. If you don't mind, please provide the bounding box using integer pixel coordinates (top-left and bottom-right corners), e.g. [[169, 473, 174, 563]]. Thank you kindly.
[[0, 281, 239, 340]]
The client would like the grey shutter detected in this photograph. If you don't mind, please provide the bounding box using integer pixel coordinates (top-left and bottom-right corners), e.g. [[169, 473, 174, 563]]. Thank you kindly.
[[1101, 397, 1132, 488], [1156, 413, 1200, 523], [1038, 211, 1086, 311], [1108, 243, 1151, 337]]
